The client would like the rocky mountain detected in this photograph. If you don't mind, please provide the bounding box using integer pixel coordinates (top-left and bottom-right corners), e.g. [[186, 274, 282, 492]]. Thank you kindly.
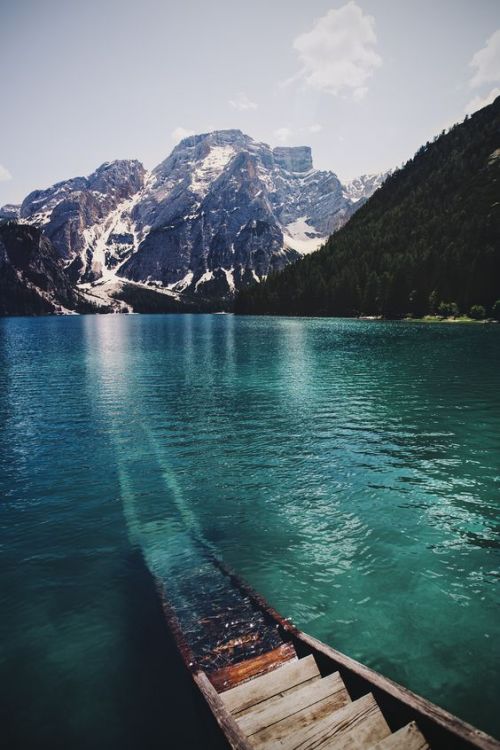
[[0, 222, 82, 315], [18, 160, 146, 280], [235, 97, 500, 318], [0, 220, 214, 316], [0, 204, 20, 220], [342, 173, 390, 203], [4, 130, 386, 304]]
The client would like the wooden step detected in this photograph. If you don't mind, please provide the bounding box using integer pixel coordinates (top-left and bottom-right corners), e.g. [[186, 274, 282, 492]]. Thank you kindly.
[[369, 721, 429, 750], [222, 654, 321, 716], [210, 642, 297, 692], [239, 670, 350, 738], [251, 692, 390, 750]]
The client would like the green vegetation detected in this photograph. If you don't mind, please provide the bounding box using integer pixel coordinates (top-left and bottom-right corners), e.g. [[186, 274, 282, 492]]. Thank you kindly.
[[469, 304, 486, 320], [235, 97, 500, 318], [438, 301, 459, 318], [111, 282, 224, 314]]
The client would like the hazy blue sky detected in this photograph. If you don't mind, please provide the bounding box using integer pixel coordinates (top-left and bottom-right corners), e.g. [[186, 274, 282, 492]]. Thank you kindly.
[[1, 0, 499, 204]]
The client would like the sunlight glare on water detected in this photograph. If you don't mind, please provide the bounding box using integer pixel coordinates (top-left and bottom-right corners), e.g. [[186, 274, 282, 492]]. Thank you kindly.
[[0, 314, 499, 747]]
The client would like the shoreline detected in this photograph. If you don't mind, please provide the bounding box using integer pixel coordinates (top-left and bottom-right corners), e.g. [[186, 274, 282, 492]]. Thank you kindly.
[[358, 315, 496, 324], [403, 315, 496, 324]]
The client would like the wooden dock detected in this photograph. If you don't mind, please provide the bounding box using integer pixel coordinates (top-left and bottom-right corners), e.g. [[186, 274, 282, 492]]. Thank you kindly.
[[154, 552, 500, 750]]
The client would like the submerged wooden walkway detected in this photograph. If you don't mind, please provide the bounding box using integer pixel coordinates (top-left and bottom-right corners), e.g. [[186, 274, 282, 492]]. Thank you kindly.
[[155, 550, 499, 750], [216, 649, 429, 750]]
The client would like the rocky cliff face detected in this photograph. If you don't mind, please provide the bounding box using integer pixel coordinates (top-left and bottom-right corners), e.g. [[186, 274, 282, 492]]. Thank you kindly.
[[0, 222, 81, 315], [342, 172, 390, 203], [0, 204, 20, 220], [4, 131, 386, 301], [18, 160, 146, 285], [273, 146, 313, 173]]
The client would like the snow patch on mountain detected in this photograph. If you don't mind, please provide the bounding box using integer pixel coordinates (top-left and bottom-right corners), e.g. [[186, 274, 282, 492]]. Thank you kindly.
[[3, 131, 388, 302], [284, 217, 326, 254], [195, 269, 214, 291], [0, 204, 20, 220], [342, 172, 389, 203], [167, 270, 194, 292], [190, 145, 236, 196]]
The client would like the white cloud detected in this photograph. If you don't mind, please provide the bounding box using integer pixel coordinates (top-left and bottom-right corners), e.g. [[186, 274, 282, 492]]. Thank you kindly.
[[307, 124, 323, 133], [0, 164, 12, 182], [352, 86, 368, 101], [291, 2, 382, 98], [171, 126, 195, 142], [470, 30, 500, 88], [464, 87, 500, 115], [229, 92, 258, 111], [274, 127, 293, 144]]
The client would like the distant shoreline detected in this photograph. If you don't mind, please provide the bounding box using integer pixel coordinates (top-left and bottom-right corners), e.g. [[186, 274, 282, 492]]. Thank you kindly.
[[403, 315, 496, 324], [358, 315, 496, 324], [1, 311, 499, 322]]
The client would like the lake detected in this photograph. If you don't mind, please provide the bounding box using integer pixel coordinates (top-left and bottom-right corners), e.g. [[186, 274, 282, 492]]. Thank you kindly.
[[0, 314, 499, 748]]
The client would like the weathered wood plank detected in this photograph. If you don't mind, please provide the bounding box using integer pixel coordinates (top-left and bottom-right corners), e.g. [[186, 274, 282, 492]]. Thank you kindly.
[[370, 721, 429, 750], [193, 671, 255, 750], [216, 562, 500, 750], [238, 671, 350, 738], [256, 691, 390, 750], [222, 655, 321, 716], [158, 556, 500, 750], [295, 632, 500, 750], [251, 688, 378, 750], [210, 642, 297, 693]]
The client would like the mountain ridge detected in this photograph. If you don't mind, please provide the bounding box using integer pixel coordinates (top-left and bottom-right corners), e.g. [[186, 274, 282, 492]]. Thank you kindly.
[[0, 221, 88, 315], [235, 98, 500, 318], [2, 130, 386, 306]]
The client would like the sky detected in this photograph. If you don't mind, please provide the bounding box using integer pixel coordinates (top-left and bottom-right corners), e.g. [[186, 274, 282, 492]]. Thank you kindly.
[[1, 0, 499, 205]]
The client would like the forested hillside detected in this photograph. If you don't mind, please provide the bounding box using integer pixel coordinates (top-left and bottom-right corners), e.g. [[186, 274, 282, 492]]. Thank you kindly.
[[235, 97, 500, 318]]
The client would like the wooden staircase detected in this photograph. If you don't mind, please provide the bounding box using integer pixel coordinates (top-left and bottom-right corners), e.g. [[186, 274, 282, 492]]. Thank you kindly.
[[158, 555, 500, 750], [219, 653, 429, 750]]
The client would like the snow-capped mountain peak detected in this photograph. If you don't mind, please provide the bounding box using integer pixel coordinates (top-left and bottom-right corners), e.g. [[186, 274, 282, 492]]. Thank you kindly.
[[342, 172, 390, 203], [3, 131, 388, 300]]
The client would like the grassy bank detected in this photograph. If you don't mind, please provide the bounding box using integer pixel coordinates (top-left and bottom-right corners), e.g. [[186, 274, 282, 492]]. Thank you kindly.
[[404, 315, 496, 324]]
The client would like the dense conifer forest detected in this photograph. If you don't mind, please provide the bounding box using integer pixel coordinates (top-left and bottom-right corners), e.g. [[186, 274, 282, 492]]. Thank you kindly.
[[235, 97, 500, 319]]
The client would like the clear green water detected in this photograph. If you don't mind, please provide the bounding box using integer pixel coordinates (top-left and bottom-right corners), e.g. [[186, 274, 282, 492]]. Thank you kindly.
[[0, 314, 499, 747]]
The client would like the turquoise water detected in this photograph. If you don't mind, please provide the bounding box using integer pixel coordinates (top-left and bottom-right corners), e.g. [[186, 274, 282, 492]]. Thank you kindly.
[[0, 314, 499, 747]]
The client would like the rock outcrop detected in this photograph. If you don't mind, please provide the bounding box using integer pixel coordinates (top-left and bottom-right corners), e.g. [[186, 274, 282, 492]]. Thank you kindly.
[[3, 131, 386, 301], [0, 204, 20, 220], [0, 222, 81, 315]]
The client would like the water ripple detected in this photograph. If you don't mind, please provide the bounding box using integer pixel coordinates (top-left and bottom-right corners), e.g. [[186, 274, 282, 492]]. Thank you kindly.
[[0, 315, 499, 744]]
